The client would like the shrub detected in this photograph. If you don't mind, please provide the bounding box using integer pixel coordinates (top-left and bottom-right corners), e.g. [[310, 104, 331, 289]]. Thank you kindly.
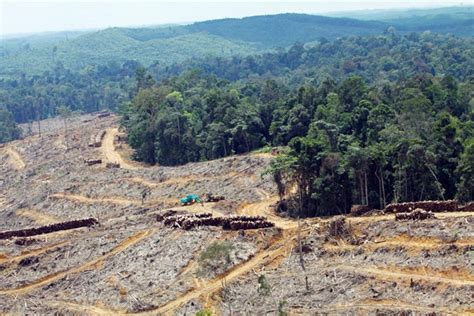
[[198, 241, 234, 276]]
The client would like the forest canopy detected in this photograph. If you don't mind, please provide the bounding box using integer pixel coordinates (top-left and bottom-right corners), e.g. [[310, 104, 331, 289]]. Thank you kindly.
[[120, 32, 474, 217]]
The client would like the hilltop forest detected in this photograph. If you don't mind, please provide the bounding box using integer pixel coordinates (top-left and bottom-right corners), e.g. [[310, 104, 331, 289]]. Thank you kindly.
[[119, 32, 473, 217], [1, 11, 473, 217]]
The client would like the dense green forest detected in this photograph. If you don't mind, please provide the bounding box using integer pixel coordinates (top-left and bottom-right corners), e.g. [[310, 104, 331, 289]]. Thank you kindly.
[[0, 107, 21, 143], [1, 8, 472, 77], [150, 32, 474, 83], [121, 32, 474, 216]]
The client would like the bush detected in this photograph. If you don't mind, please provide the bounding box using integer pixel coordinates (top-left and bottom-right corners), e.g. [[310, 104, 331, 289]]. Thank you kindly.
[[196, 309, 212, 316], [198, 241, 234, 276], [258, 274, 271, 296]]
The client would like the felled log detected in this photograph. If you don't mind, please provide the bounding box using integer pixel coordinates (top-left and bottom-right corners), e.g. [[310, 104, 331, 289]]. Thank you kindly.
[[97, 112, 111, 118], [84, 159, 102, 166], [395, 209, 436, 221], [384, 200, 457, 213], [0, 218, 99, 240]]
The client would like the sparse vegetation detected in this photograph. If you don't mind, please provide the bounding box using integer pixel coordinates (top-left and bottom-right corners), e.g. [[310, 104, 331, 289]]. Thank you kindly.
[[198, 241, 234, 276]]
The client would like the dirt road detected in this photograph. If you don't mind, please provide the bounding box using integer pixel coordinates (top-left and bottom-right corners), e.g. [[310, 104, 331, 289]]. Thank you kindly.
[[102, 128, 137, 169], [335, 264, 474, 287], [15, 208, 59, 225]]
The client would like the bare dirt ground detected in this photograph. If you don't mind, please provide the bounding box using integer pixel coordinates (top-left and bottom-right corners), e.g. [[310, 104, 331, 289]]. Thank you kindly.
[[1, 114, 473, 315]]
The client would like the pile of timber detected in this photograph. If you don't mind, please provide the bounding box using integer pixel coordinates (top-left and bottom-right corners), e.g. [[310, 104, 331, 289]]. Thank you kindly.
[[395, 209, 436, 221], [157, 211, 274, 231], [384, 200, 457, 213], [0, 218, 98, 240], [88, 130, 106, 147]]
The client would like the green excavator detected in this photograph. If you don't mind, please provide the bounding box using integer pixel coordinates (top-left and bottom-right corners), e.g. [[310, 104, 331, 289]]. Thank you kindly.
[[180, 194, 203, 206]]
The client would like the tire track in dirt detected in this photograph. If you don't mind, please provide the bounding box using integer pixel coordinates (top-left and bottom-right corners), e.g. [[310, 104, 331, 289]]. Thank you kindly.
[[238, 196, 298, 230], [15, 208, 60, 225], [5, 146, 26, 170], [335, 264, 474, 287], [0, 230, 153, 296], [51, 193, 141, 206], [324, 235, 474, 253], [313, 298, 470, 315], [0, 241, 69, 264], [102, 128, 138, 170], [125, 171, 243, 189]]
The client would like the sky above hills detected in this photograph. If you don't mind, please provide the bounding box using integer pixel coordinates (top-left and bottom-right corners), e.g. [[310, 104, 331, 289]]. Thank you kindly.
[[0, 0, 468, 36]]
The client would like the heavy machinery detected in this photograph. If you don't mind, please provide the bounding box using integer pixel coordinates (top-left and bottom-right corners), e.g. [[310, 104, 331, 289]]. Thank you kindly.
[[180, 194, 203, 206]]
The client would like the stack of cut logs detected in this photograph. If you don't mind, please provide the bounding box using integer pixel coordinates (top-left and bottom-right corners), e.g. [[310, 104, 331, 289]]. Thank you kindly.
[[395, 208, 436, 221], [384, 200, 457, 213], [88, 130, 106, 147], [157, 211, 274, 231], [0, 218, 99, 239]]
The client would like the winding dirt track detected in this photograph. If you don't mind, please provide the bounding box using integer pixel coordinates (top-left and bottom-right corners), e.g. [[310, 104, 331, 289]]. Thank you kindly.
[[0, 230, 153, 296], [15, 208, 59, 225], [335, 265, 474, 287], [50, 193, 141, 206], [312, 299, 472, 315], [5, 146, 26, 170], [102, 128, 137, 170], [0, 241, 69, 264]]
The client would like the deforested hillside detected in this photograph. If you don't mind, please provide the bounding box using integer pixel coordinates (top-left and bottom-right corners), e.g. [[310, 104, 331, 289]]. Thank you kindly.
[[0, 114, 473, 315]]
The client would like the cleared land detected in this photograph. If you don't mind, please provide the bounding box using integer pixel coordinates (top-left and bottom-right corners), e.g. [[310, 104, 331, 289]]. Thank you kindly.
[[0, 114, 472, 315]]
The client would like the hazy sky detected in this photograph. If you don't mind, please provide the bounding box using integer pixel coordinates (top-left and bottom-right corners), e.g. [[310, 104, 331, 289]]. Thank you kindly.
[[0, 0, 468, 36]]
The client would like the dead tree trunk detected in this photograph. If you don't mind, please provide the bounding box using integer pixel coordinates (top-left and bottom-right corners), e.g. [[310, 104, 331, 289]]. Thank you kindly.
[[297, 218, 309, 291]]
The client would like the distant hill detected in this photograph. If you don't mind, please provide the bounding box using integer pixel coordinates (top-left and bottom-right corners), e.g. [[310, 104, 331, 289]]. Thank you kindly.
[[185, 14, 388, 47], [330, 6, 474, 36], [0, 10, 472, 77]]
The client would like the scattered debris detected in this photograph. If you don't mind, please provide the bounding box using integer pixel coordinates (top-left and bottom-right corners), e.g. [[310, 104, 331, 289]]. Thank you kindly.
[[105, 162, 120, 169], [350, 204, 373, 216], [326, 216, 360, 245], [205, 193, 225, 202]]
